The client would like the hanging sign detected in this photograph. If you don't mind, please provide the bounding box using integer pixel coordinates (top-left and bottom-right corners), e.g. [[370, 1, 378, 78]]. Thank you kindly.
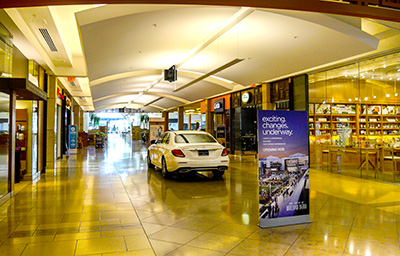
[[258, 110, 310, 228], [69, 125, 77, 149]]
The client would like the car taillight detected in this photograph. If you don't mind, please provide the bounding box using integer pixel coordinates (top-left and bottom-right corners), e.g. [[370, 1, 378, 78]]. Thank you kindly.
[[221, 148, 229, 156], [172, 149, 185, 157]]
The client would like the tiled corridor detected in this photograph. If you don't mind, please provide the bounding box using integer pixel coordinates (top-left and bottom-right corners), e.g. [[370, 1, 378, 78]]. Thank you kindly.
[[1, 135, 400, 255]]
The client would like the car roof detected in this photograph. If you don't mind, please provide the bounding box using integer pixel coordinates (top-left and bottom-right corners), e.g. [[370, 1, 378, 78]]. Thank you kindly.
[[167, 130, 208, 134]]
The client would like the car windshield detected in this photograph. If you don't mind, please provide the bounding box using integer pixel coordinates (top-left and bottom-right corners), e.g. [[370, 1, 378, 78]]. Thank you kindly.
[[175, 133, 217, 144]]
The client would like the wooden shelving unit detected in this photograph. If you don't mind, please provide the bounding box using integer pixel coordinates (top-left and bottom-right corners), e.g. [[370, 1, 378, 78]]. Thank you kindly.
[[309, 102, 400, 142]]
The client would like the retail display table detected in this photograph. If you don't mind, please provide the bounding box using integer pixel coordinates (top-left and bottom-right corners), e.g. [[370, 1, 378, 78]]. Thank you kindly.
[[328, 146, 379, 178]]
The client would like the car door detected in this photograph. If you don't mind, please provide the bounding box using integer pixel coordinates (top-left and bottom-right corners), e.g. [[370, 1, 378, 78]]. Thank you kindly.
[[160, 133, 170, 159], [154, 133, 167, 167]]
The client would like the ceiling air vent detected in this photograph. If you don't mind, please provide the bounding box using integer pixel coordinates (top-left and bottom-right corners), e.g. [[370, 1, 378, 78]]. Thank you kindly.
[[39, 28, 58, 52]]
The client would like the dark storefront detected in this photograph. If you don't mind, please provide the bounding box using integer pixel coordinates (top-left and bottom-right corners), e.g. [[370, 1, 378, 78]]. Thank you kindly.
[[231, 86, 263, 154]]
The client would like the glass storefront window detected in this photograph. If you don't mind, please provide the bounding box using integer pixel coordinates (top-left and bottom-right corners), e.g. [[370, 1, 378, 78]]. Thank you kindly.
[[308, 51, 400, 177], [0, 23, 13, 78], [0, 92, 9, 198], [310, 51, 400, 105]]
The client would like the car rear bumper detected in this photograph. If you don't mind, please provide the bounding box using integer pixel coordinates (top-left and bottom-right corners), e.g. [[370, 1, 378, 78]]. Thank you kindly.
[[174, 165, 229, 174], [167, 157, 229, 173]]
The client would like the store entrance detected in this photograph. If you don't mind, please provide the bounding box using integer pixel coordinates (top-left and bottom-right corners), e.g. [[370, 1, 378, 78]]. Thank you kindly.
[[233, 107, 257, 154]]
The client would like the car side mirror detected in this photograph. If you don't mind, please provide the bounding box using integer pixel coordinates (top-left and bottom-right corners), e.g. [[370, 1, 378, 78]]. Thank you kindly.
[[150, 140, 156, 144]]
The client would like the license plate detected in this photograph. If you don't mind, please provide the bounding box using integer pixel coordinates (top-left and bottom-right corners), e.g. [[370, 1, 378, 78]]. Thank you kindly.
[[198, 150, 209, 156]]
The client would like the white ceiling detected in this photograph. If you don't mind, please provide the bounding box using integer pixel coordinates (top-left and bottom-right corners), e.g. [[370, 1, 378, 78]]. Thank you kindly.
[[2, 4, 400, 112]]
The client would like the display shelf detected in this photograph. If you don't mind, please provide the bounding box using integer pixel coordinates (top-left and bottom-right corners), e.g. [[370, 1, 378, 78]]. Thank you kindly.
[[309, 102, 400, 143]]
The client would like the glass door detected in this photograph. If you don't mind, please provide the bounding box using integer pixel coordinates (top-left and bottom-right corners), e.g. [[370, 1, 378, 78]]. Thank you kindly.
[[32, 101, 38, 180]]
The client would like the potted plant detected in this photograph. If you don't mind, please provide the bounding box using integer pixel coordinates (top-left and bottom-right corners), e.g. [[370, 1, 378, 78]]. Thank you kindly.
[[140, 114, 149, 129], [90, 113, 101, 127]]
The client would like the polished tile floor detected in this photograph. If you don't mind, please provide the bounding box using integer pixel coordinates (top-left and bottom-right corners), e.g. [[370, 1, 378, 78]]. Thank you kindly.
[[1, 135, 400, 255]]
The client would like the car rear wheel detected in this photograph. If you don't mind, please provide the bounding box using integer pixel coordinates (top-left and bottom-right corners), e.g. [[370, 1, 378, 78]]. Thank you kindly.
[[212, 170, 225, 177], [161, 158, 170, 179], [147, 152, 154, 169]]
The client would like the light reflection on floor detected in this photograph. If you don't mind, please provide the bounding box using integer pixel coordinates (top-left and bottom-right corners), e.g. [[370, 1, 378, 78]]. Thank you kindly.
[[0, 135, 399, 255]]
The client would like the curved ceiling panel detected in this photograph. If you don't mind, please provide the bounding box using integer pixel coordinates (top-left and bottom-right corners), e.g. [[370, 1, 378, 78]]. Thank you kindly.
[[75, 5, 379, 112]]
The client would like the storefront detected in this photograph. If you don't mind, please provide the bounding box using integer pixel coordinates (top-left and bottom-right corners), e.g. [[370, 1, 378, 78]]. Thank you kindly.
[[308, 51, 400, 179], [207, 95, 231, 150], [231, 86, 262, 154], [55, 82, 72, 159]]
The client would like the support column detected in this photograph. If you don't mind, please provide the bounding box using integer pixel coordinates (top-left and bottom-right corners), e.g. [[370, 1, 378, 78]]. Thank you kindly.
[[205, 99, 213, 135], [46, 75, 57, 169], [188, 114, 192, 130], [8, 90, 16, 194], [73, 103, 80, 131], [79, 109, 84, 132], [262, 83, 274, 110], [178, 107, 184, 130], [162, 111, 169, 131]]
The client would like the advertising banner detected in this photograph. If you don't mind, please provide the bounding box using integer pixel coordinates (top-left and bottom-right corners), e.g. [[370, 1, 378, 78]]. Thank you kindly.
[[69, 125, 77, 149], [149, 124, 164, 142], [258, 110, 311, 228]]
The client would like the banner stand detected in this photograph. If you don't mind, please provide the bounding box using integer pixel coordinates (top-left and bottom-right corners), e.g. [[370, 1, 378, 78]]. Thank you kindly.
[[258, 110, 311, 228], [259, 215, 311, 229]]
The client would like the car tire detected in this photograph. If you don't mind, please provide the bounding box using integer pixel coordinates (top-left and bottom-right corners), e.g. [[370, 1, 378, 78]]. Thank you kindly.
[[212, 170, 224, 177], [161, 158, 171, 179], [147, 152, 154, 169]]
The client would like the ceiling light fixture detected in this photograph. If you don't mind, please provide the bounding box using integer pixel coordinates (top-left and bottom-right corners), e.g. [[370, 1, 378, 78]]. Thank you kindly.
[[373, 96, 376, 99], [364, 97, 368, 101], [386, 94, 390, 97]]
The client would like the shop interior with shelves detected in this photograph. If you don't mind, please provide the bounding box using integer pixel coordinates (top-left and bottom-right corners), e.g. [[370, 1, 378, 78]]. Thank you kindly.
[[308, 51, 400, 181]]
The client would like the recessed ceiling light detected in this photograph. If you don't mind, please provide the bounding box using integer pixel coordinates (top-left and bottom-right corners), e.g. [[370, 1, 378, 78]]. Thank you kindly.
[[373, 96, 376, 99], [364, 97, 368, 101], [390, 77, 393, 80], [355, 98, 358, 101], [386, 94, 390, 97], [396, 93, 398, 97], [349, 99, 352, 102], [383, 65, 387, 68]]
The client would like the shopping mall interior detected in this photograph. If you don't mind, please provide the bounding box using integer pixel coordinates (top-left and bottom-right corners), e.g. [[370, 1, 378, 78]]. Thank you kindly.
[[1, 1, 400, 255]]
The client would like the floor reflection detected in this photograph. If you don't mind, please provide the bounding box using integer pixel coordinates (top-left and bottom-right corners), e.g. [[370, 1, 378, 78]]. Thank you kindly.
[[0, 135, 400, 255]]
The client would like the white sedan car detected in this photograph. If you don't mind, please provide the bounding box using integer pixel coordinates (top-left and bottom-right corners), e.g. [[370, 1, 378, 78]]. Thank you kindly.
[[147, 130, 229, 178]]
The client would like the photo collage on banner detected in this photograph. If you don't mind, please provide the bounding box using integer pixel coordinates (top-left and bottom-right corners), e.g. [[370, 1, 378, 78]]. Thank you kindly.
[[258, 110, 310, 228]]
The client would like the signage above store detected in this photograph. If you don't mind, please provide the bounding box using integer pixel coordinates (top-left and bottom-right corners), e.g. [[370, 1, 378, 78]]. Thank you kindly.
[[338, 0, 400, 11], [57, 87, 64, 100], [242, 92, 251, 104], [214, 98, 225, 113]]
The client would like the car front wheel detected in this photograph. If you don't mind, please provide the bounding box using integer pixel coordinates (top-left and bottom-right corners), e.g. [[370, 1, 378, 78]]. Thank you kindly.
[[161, 158, 171, 179]]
